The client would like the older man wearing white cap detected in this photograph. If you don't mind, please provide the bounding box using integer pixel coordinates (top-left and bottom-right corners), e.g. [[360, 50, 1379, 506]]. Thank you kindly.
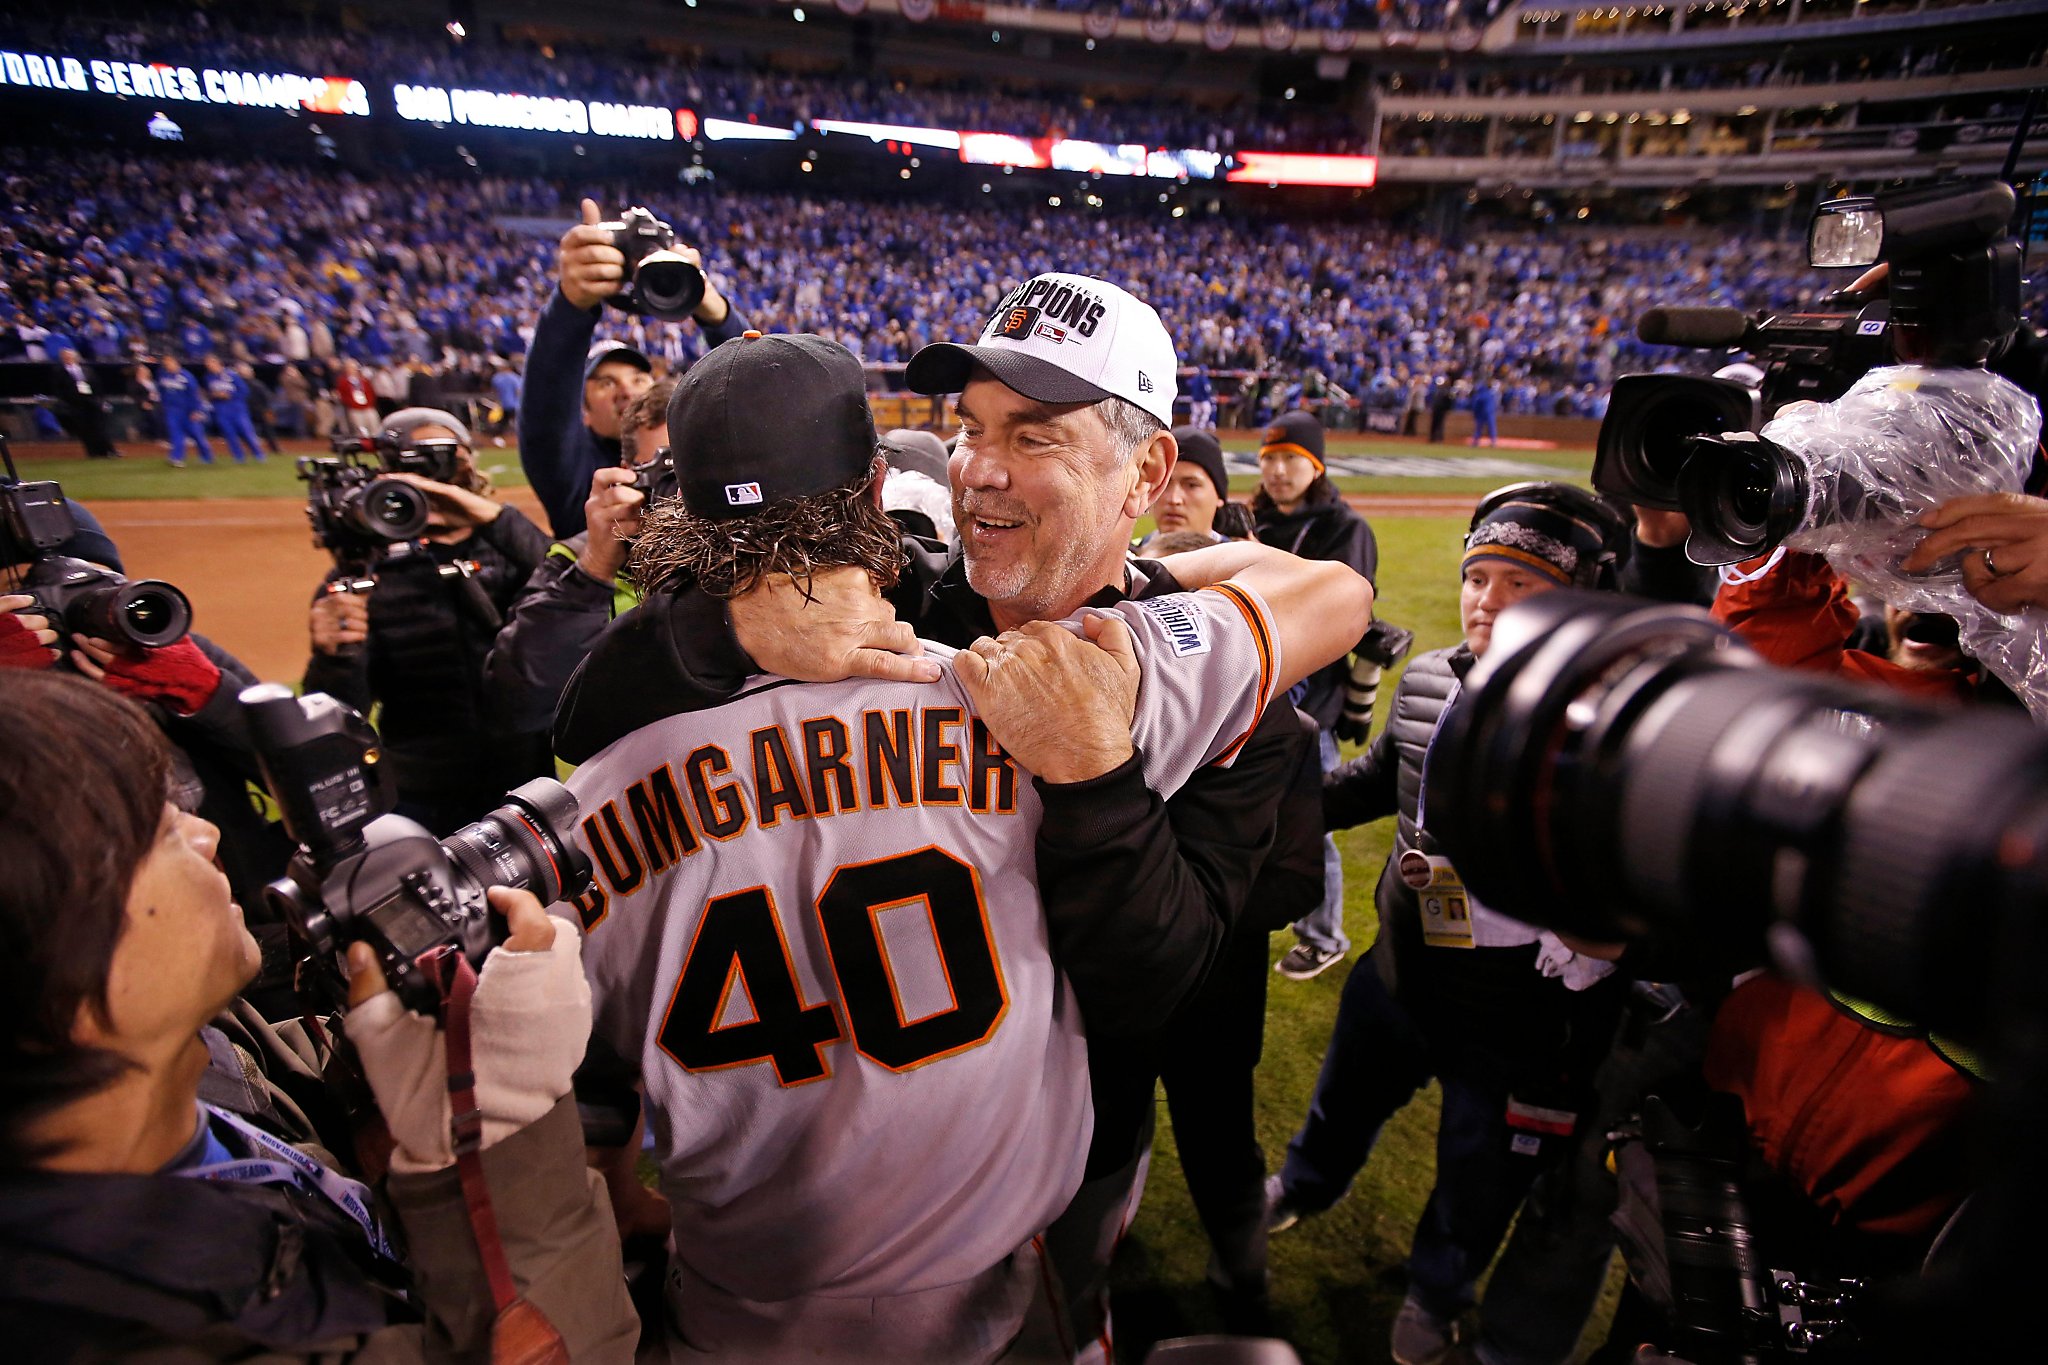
[[555, 275, 1355, 1355]]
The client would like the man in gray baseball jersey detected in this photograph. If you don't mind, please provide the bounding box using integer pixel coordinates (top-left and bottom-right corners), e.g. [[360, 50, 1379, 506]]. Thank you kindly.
[[563, 332, 1371, 1363]]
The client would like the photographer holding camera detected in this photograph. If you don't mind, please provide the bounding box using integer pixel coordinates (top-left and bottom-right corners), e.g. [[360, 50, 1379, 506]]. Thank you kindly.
[[0, 670, 636, 1362], [2, 457, 303, 1010], [519, 199, 751, 538], [483, 380, 671, 733], [304, 409, 553, 834]]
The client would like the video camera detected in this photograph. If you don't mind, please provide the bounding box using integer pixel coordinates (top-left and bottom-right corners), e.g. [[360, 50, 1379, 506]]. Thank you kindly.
[[1593, 180, 2024, 566], [597, 207, 706, 321], [240, 683, 592, 1016], [297, 435, 434, 569], [0, 436, 192, 647]]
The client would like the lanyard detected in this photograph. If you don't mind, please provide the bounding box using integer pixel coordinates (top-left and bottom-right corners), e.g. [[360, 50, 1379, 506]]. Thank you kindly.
[[175, 1103, 399, 1264]]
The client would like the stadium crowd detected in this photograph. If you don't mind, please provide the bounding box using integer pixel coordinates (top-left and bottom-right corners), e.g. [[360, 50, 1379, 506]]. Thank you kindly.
[[3, 146, 1885, 437], [7, 182, 2037, 1361], [0, 6, 1368, 154]]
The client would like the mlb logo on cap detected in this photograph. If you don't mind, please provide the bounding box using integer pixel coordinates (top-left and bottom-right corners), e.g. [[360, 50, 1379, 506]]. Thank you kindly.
[[726, 482, 764, 506], [903, 271, 1178, 427]]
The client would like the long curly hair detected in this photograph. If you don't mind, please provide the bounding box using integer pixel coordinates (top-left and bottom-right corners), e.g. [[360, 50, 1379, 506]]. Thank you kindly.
[[630, 455, 907, 601]]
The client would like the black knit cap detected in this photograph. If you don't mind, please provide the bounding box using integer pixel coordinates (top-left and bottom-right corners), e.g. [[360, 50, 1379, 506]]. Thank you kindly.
[[1170, 425, 1228, 499], [1464, 494, 1613, 588], [1259, 410, 1325, 473], [668, 333, 878, 521]]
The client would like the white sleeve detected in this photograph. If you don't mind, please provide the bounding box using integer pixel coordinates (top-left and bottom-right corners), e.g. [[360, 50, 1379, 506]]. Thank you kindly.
[[1098, 583, 1281, 800]]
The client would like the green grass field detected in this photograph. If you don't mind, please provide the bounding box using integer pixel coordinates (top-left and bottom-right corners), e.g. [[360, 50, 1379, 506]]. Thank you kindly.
[[20, 436, 1613, 1362], [19, 432, 1594, 503]]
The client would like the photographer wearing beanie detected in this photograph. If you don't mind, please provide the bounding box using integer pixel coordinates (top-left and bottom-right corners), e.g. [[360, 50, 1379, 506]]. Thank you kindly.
[[305, 408, 553, 833], [0, 671, 635, 1363], [1138, 426, 1242, 551], [1268, 484, 1631, 1365]]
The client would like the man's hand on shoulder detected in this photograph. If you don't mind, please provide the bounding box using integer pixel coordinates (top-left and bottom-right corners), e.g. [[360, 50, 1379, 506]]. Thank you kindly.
[[955, 615, 1139, 784], [726, 565, 942, 684]]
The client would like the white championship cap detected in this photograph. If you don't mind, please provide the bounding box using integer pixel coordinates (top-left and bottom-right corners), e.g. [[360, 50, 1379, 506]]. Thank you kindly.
[[905, 272, 1178, 427]]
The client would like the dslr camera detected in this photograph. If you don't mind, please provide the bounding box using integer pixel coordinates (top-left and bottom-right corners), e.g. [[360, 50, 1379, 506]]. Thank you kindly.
[[1593, 180, 2023, 565], [1, 436, 192, 647], [597, 206, 706, 321], [240, 683, 592, 1015]]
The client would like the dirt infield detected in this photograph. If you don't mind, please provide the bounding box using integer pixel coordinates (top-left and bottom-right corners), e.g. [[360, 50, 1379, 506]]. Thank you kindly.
[[84, 486, 1463, 687]]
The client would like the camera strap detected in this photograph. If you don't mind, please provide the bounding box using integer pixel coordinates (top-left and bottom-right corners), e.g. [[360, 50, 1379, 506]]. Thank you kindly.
[[425, 945, 570, 1365]]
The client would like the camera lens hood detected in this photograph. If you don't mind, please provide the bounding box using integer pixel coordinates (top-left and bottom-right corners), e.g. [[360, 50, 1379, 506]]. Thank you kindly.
[[109, 579, 192, 647], [358, 476, 431, 541], [632, 251, 706, 320]]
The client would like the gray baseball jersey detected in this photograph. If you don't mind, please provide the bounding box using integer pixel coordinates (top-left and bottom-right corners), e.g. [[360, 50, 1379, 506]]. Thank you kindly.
[[565, 584, 1280, 1305]]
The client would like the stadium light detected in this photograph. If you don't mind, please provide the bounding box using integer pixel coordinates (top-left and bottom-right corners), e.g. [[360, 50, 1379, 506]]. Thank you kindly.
[[704, 117, 797, 142], [810, 118, 961, 151]]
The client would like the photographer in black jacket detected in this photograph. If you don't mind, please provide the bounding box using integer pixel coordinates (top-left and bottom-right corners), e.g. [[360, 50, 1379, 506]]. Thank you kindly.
[[485, 379, 670, 732], [304, 408, 552, 834], [518, 199, 751, 537], [1269, 485, 1629, 1365]]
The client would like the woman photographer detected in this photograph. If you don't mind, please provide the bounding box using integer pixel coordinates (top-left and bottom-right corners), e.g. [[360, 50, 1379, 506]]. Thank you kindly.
[[305, 408, 553, 834], [0, 670, 634, 1362]]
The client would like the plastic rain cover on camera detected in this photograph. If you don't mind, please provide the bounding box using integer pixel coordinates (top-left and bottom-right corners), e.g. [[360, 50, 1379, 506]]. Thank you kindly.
[[1765, 364, 2048, 715]]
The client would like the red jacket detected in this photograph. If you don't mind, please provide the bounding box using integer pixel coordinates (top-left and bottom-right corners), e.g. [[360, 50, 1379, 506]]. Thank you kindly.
[[1711, 551, 1971, 701], [1704, 974, 1976, 1240]]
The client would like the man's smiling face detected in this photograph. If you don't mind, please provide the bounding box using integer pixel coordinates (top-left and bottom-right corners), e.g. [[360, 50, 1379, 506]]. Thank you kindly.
[[949, 375, 1144, 630]]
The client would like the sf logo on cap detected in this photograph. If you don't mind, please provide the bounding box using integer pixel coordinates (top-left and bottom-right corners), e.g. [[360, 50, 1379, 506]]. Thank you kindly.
[[995, 306, 1040, 340], [726, 482, 763, 506]]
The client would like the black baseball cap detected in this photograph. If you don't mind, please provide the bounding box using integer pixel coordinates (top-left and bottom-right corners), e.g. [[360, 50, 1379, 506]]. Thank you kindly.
[[879, 427, 950, 484], [668, 333, 878, 521]]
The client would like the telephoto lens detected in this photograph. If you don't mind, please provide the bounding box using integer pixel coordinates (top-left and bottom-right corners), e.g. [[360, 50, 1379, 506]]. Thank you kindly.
[[1423, 590, 2048, 1045]]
